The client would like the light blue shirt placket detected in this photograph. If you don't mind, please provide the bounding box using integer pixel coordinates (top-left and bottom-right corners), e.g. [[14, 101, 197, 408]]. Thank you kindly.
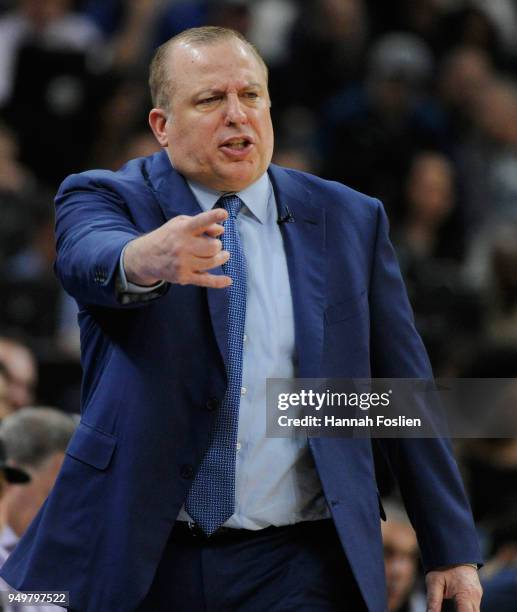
[[179, 172, 329, 529]]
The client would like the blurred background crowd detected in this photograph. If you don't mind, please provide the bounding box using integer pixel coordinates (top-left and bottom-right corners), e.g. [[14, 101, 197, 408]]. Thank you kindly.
[[0, 0, 516, 610]]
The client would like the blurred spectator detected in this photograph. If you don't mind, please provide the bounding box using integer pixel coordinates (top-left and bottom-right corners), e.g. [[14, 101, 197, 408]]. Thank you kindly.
[[395, 152, 459, 263], [80, 0, 129, 37], [83, 0, 207, 63], [120, 130, 161, 161], [4, 199, 55, 282], [210, 0, 251, 35], [152, 0, 209, 45], [247, 0, 298, 66], [273, 146, 318, 174], [0, 121, 39, 264], [83, 0, 177, 77], [480, 511, 517, 612], [473, 0, 517, 63], [0, 437, 31, 604], [0, 435, 31, 607], [0, 407, 75, 543], [105, 0, 169, 73], [103, 127, 160, 172], [0, 438, 30, 487], [485, 225, 517, 345], [274, 0, 368, 112], [273, 105, 320, 173], [153, 0, 254, 51], [321, 32, 448, 218], [439, 5, 504, 66], [89, 77, 152, 170], [0, 338, 37, 411], [0, 0, 103, 106], [0, 0, 109, 187], [438, 46, 493, 141], [1, 197, 70, 343], [382, 500, 425, 612], [394, 152, 483, 367], [461, 437, 517, 525], [0, 119, 34, 194], [0, 408, 73, 611], [84, 0, 297, 71], [460, 77, 517, 255], [475, 79, 517, 153], [395, 1, 504, 65]]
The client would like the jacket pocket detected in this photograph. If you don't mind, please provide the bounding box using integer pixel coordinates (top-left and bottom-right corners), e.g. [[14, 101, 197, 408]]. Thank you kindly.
[[66, 421, 117, 471], [325, 290, 367, 325]]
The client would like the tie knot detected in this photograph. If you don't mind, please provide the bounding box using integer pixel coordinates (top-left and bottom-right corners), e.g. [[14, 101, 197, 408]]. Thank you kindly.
[[219, 195, 243, 219]]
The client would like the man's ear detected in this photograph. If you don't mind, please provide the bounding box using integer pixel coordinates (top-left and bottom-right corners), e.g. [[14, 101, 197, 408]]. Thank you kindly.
[[148, 108, 169, 147]]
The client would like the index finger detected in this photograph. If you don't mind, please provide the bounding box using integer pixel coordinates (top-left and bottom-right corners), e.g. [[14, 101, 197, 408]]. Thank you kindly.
[[189, 209, 228, 235], [426, 575, 445, 612], [453, 596, 480, 612]]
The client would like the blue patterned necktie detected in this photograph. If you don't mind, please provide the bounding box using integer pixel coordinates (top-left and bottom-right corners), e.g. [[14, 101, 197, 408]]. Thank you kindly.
[[185, 195, 247, 535]]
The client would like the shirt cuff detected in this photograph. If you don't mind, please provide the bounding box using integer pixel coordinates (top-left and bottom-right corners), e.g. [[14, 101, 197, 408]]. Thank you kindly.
[[428, 563, 479, 572], [118, 244, 165, 293], [116, 244, 167, 304]]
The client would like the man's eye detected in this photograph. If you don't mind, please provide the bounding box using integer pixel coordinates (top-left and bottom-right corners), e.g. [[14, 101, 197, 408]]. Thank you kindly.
[[243, 92, 259, 99], [199, 96, 220, 105]]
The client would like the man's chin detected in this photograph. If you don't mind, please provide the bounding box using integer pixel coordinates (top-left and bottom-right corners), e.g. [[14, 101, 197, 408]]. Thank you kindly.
[[214, 166, 263, 193], [180, 159, 266, 192]]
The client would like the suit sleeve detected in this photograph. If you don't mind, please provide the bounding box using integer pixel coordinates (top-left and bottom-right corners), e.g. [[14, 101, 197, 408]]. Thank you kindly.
[[54, 173, 168, 309], [368, 200, 482, 570]]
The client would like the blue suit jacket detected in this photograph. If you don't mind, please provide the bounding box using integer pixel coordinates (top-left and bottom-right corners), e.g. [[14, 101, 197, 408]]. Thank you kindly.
[[1, 151, 481, 611]]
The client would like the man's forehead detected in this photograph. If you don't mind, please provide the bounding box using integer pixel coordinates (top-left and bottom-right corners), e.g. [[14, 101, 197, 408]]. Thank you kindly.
[[170, 38, 264, 77]]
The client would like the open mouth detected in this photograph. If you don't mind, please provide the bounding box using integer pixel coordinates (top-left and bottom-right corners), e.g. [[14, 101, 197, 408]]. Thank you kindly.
[[225, 139, 249, 149], [220, 137, 254, 153]]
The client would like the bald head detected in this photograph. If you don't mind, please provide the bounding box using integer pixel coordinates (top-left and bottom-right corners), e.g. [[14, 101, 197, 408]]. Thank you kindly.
[[149, 26, 268, 112]]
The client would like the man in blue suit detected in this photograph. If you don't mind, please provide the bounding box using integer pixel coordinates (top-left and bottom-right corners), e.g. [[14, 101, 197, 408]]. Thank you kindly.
[[1, 26, 482, 612]]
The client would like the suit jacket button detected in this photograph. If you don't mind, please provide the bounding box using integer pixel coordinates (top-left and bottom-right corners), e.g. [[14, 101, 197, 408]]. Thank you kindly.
[[206, 398, 219, 412], [180, 464, 194, 479]]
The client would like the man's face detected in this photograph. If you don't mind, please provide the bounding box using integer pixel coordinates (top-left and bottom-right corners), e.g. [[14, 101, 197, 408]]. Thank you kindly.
[[382, 521, 419, 611], [0, 343, 36, 410], [151, 38, 274, 192]]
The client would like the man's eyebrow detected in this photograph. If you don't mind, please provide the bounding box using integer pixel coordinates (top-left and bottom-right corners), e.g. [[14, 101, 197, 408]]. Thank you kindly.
[[195, 88, 224, 98], [194, 83, 264, 98]]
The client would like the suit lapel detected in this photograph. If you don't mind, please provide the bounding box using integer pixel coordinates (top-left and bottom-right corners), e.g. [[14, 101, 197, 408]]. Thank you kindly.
[[268, 165, 326, 378], [146, 154, 327, 376], [148, 150, 203, 219], [147, 151, 229, 368]]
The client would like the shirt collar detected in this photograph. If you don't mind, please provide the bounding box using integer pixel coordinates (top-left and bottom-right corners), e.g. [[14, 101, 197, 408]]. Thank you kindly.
[[187, 172, 271, 224], [0, 524, 19, 553]]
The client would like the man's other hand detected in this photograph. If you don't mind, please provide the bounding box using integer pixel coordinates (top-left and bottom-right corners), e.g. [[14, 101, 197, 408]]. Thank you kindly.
[[123, 208, 232, 289], [426, 565, 482, 612]]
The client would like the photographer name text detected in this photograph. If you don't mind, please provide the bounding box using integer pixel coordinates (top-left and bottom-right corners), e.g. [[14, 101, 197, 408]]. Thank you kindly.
[[277, 415, 422, 428]]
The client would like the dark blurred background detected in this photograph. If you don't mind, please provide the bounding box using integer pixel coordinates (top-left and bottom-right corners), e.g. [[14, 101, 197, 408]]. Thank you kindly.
[[0, 2, 516, 609]]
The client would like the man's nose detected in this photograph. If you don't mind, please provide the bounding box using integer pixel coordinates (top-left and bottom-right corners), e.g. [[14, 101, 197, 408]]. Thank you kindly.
[[224, 94, 247, 125]]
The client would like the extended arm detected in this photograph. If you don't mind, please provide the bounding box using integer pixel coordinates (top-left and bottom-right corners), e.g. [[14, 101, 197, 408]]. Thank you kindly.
[[55, 173, 230, 309]]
